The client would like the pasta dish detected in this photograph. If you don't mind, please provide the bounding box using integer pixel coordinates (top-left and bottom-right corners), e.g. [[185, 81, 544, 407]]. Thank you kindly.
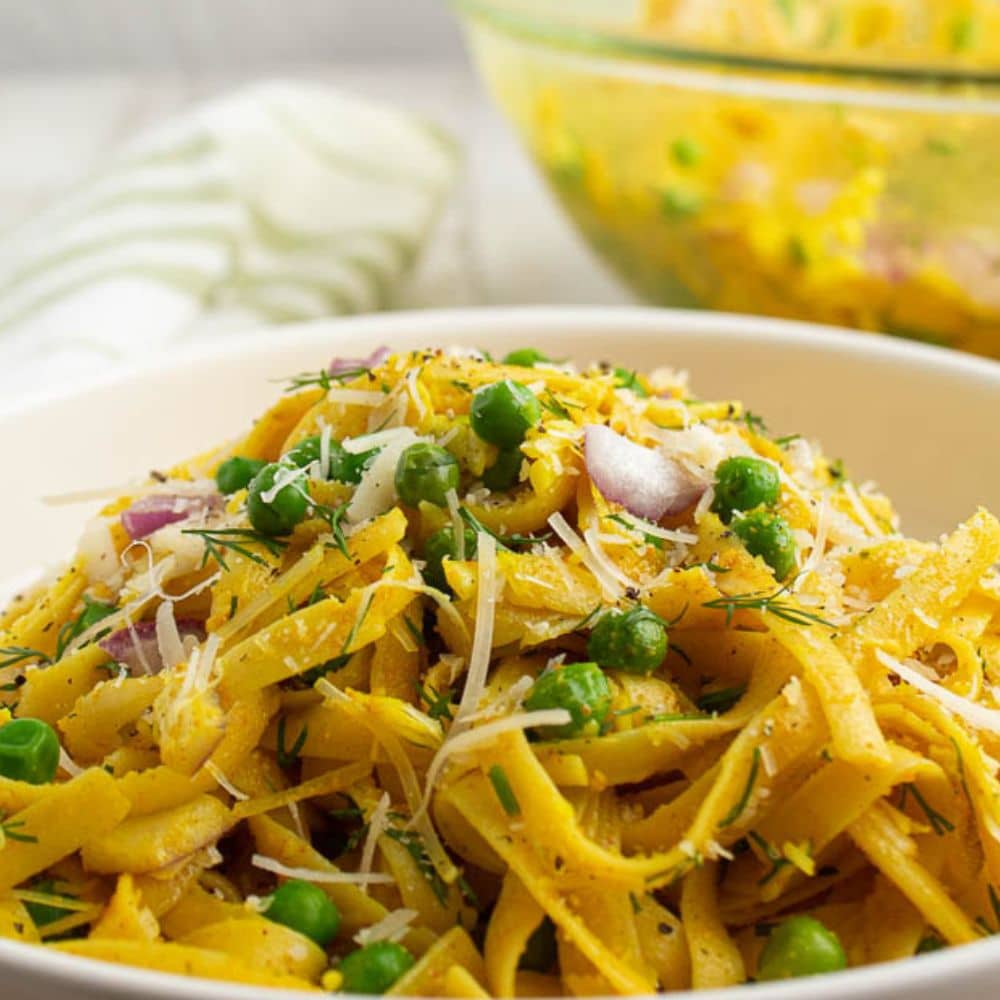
[[1, 345, 998, 994]]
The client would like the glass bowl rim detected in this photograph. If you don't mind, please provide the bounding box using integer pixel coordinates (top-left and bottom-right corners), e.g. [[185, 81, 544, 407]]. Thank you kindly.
[[451, 0, 1000, 96]]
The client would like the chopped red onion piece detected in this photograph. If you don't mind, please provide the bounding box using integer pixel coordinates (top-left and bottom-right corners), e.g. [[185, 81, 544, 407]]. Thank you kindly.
[[121, 493, 221, 541], [584, 424, 706, 520], [327, 346, 391, 377], [100, 618, 206, 674]]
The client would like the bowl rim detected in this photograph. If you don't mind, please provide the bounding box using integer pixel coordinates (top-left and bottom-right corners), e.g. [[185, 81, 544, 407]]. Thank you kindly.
[[2, 304, 1000, 1000], [452, 0, 1000, 97]]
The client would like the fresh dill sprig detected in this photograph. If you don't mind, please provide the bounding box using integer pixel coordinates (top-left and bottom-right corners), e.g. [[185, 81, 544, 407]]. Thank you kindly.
[[315, 500, 351, 559], [747, 830, 790, 886], [539, 392, 573, 421], [0, 812, 37, 844], [384, 825, 449, 906], [182, 527, 288, 571], [703, 587, 836, 628], [574, 604, 604, 632], [403, 615, 425, 648], [902, 783, 954, 836], [279, 366, 372, 393], [458, 507, 551, 550], [275, 717, 307, 769], [341, 592, 375, 655], [718, 747, 761, 828], [416, 682, 454, 722], [607, 514, 664, 550], [0, 646, 49, 671]]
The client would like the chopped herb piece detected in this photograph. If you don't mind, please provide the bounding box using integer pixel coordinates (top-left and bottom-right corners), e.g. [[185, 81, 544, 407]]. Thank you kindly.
[[774, 434, 802, 448], [458, 507, 551, 550], [182, 527, 288, 571], [299, 654, 351, 688], [703, 588, 835, 629], [613, 368, 649, 397], [742, 411, 769, 435], [607, 514, 664, 550], [275, 717, 307, 769], [903, 783, 954, 836], [385, 826, 449, 905], [402, 616, 425, 648], [718, 747, 761, 828], [315, 500, 351, 558], [279, 366, 374, 393], [56, 596, 117, 658], [0, 646, 49, 671], [0, 812, 37, 844], [696, 684, 747, 714], [539, 392, 573, 421], [416, 683, 454, 722], [488, 765, 521, 816], [748, 831, 791, 886]]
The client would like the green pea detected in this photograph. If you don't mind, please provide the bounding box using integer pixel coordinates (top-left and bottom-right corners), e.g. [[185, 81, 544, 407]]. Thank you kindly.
[[523, 661, 612, 739], [215, 456, 266, 495], [263, 879, 341, 947], [613, 367, 648, 397], [757, 916, 847, 981], [423, 527, 478, 592], [338, 941, 415, 994], [284, 436, 378, 484], [712, 456, 780, 522], [394, 443, 460, 508], [482, 447, 523, 492], [519, 917, 557, 972], [587, 607, 668, 675], [503, 348, 550, 368], [470, 380, 542, 449], [0, 718, 60, 785], [247, 462, 310, 536], [283, 436, 323, 469], [733, 511, 797, 581]]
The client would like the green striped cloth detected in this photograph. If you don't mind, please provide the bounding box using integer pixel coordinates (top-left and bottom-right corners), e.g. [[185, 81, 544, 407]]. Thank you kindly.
[[0, 80, 457, 399]]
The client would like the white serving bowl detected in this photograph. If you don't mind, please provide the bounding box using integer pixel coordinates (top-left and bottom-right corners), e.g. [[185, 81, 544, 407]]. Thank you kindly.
[[0, 306, 998, 1000]]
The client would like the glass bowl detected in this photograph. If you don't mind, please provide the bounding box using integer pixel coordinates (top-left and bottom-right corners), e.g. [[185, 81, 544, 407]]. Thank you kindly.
[[452, 0, 1000, 358]]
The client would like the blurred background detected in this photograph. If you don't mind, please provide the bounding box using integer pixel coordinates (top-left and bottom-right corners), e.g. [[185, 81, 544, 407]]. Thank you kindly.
[[2, 0, 998, 368], [0, 0, 628, 310]]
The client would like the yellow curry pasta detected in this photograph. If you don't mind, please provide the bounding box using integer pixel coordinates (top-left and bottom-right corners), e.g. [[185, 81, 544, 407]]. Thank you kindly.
[[1, 345, 999, 993]]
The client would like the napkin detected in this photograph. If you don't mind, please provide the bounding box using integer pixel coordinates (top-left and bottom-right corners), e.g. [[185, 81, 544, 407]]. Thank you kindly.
[[0, 80, 458, 400]]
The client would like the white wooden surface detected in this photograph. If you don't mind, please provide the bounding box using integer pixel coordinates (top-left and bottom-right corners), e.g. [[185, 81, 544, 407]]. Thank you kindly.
[[0, 65, 633, 309]]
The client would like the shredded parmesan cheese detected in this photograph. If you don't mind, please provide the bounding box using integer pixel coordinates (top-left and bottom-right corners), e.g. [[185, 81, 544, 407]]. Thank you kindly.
[[58, 747, 83, 777], [876, 648, 1000, 735], [251, 855, 393, 885], [548, 512, 623, 600], [155, 599, 185, 671], [582, 525, 644, 593], [354, 908, 419, 946], [445, 488, 465, 562], [452, 532, 498, 731], [205, 760, 249, 801], [358, 792, 391, 893]]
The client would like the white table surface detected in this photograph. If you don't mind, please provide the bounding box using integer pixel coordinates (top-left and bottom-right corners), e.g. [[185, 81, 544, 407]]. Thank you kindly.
[[0, 64, 633, 312]]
